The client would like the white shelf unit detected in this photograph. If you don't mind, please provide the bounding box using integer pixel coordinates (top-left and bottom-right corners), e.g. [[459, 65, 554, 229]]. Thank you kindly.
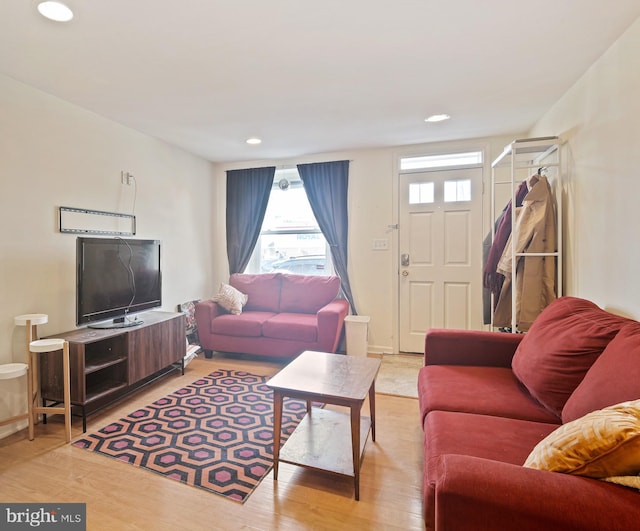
[[490, 137, 562, 331]]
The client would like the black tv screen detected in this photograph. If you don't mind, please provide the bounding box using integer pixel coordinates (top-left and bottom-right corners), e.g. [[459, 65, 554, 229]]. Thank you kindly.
[[76, 237, 161, 328]]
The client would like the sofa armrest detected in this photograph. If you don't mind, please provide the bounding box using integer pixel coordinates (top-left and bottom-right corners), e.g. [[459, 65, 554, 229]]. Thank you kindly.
[[424, 329, 523, 368], [194, 300, 224, 336], [434, 454, 640, 531], [316, 299, 350, 352]]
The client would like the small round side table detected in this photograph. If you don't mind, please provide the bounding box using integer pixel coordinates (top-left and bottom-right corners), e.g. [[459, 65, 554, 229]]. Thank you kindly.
[[29, 338, 72, 442], [0, 363, 29, 429], [14, 313, 49, 440]]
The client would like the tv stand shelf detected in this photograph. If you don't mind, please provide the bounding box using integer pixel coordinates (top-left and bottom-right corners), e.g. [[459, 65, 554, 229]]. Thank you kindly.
[[41, 311, 185, 432], [86, 381, 129, 403], [85, 355, 127, 375]]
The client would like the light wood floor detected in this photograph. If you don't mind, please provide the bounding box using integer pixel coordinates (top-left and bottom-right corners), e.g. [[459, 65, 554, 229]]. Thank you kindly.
[[0, 354, 425, 531]]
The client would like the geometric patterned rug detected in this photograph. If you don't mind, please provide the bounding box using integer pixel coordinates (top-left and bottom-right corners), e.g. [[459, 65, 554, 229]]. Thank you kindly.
[[72, 369, 314, 503]]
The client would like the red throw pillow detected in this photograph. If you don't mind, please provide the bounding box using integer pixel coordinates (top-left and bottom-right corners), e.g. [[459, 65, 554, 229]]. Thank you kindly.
[[512, 297, 630, 417], [562, 323, 640, 423]]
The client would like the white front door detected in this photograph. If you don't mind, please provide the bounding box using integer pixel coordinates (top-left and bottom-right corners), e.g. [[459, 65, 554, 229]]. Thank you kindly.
[[398, 167, 483, 353]]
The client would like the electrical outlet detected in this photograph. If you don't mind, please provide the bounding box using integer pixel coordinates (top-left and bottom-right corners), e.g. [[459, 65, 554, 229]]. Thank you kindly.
[[121, 171, 133, 185]]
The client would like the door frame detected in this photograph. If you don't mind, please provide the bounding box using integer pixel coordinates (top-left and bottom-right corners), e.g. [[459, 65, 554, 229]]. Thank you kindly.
[[390, 140, 492, 354]]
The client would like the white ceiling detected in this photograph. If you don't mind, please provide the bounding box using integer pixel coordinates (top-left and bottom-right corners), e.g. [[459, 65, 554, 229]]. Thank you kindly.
[[1, 1, 639, 163]]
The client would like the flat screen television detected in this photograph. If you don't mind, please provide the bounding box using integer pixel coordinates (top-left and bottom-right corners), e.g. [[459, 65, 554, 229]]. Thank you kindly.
[[76, 237, 162, 328]]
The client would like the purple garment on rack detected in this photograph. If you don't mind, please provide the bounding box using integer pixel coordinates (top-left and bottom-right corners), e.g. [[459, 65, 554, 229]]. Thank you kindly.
[[483, 179, 530, 295]]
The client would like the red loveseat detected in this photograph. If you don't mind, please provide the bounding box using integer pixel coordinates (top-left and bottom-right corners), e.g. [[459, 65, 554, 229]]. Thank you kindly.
[[418, 297, 640, 530], [195, 273, 349, 359]]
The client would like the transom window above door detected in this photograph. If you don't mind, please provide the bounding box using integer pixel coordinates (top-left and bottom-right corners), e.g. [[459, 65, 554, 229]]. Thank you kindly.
[[400, 150, 483, 171]]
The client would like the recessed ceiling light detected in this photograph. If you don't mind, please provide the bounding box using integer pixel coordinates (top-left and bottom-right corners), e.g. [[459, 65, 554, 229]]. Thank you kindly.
[[246, 137, 262, 145], [424, 114, 451, 123], [37, 1, 74, 22]]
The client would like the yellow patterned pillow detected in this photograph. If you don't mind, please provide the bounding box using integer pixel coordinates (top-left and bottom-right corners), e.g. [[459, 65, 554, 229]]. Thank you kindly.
[[523, 399, 640, 478], [603, 475, 640, 491], [212, 283, 248, 315]]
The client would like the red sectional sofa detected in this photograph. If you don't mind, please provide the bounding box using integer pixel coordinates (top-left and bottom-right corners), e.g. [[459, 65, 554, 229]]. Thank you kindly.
[[418, 296, 640, 530], [195, 273, 349, 359]]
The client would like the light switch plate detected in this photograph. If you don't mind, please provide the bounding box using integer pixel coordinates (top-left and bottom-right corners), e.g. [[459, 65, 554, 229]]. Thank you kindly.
[[372, 239, 389, 250]]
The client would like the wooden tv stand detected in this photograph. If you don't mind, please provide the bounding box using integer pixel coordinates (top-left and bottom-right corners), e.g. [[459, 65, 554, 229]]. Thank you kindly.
[[40, 311, 186, 432]]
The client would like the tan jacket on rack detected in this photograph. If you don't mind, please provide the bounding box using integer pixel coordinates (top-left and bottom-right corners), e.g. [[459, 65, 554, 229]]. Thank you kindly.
[[493, 175, 557, 331]]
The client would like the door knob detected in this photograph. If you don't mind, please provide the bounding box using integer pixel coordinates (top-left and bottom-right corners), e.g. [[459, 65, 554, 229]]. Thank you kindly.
[[402, 270, 409, 277], [401, 253, 410, 266]]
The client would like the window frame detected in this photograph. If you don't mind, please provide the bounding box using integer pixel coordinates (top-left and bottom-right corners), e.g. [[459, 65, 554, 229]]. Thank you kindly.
[[245, 169, 332, 276]]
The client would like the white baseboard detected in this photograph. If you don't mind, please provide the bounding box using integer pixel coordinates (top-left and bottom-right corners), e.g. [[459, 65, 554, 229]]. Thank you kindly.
[[367, 344, 394, 355]]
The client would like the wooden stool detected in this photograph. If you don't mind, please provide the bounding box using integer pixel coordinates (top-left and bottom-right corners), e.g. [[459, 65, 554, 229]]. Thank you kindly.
[[14, 313, 49, 440], [0, 363, 29, 429], [29, 338, 72, 442]]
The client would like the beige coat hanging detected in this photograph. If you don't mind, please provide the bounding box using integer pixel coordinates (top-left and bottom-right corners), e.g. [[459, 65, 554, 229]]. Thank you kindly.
[[493, 176, 557, 331]]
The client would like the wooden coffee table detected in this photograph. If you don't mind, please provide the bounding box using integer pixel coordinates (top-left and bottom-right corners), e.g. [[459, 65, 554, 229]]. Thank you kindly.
[[266, 350, 381, 500]]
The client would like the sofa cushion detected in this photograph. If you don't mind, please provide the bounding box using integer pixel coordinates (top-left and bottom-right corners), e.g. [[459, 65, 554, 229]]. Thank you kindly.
[[262, 313, 318, 343], [524, 400, 640, 479], [212, 282, 248, 315], [229, 273, 281, 312], [211, 311, 275, 337], [423, 410, 559, 531], [563, 323, 640, 423], [425, 410, 558, 470], [279, 274, 340, 313], [418, 365, 560, 425], [512, 297, 630, 417]]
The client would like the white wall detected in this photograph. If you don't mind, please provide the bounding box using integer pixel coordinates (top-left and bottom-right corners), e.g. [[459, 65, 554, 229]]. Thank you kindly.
[[215, 134, 518, 354], [0, 75, 217, 437], [529, 17, 640, 318]]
